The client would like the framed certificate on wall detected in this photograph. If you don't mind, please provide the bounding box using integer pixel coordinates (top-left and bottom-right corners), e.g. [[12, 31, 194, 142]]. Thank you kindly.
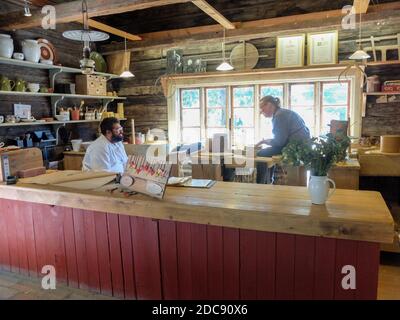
[[307, 31, 338, 66], [276, 34, 305, 68]]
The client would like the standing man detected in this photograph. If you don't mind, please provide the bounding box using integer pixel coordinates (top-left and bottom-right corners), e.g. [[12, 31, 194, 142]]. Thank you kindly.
[[83, 117, 128, 174], [256, 95, 310, 184]]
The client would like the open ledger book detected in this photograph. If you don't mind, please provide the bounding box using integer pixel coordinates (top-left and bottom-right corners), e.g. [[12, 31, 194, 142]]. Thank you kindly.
[[167, 176, 216, 188]]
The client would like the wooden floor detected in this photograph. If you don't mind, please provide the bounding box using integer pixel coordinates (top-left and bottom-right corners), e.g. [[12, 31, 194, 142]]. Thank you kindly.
[[378, 252, 400, 300], [0, 252, 398, 300]]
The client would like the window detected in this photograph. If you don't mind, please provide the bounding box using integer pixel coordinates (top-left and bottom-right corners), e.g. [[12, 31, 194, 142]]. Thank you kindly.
[[181, 88, 201, 143], [289, 83, 316, 136], [206, 87, 228, 139], [321, 82, 349, 134], [177, 80, 351, 146], [232, 86, 255, 148]]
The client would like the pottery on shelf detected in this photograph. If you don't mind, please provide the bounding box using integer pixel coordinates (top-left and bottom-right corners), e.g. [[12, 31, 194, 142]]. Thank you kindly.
[[0, 34, 14, 59], [0, 76, 15, 91], [22, 39, 41, 63]]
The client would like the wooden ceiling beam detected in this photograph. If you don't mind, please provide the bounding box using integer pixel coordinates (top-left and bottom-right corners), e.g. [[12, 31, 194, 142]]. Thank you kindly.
[[87, 19, 142, 41], [353, 0, 370, 14], [99, 2, 400, 54], [0, 0, 193, 30], [191, 0, 235, 29]]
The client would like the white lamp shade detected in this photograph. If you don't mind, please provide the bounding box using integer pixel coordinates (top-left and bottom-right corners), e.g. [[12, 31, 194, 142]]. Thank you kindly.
[[119, 70, 135, 78], [216, 61, 234, 71], [349, 50, 371, 60]]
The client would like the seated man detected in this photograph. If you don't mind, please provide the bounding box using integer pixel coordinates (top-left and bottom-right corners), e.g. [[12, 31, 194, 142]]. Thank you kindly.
[[256, 96, 310, 184], [82, 117, 128, 174]]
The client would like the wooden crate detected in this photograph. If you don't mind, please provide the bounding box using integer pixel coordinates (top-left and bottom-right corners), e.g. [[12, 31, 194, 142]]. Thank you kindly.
[[75, 74, 107, 96]]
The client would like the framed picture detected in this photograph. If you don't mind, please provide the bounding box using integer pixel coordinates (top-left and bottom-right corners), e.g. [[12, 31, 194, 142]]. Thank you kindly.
[[276, 34, 305, 68], [13, 103, 31, 119], [307, 31, 338, 66]]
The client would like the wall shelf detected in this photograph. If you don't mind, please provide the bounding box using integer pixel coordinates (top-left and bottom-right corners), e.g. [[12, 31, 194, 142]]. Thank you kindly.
[[0, 119, 127, 128], [366, 60, 400, 67], [364, 92, 400, 96], [0, 90, 126, 100], [0, 57, 118, 78]]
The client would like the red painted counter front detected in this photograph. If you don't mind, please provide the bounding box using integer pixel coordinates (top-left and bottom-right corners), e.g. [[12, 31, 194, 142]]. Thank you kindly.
[[0, 199, 380, 300]]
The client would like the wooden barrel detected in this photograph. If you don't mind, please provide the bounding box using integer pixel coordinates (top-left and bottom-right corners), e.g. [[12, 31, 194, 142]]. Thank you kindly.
[[380, 135, 400, 153]]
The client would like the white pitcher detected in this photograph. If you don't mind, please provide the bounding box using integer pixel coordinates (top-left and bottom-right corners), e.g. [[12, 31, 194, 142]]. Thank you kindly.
[[0, 34, 14, 58], [308, 176, 336, 205], [22, 39, 41, 63]]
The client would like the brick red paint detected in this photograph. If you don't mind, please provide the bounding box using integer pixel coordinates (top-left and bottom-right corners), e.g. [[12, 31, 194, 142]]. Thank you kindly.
[[0, 201, 381, 300]]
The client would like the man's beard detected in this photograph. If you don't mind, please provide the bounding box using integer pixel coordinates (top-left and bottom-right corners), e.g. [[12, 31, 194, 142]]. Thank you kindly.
[[111, 134, 123, 143]]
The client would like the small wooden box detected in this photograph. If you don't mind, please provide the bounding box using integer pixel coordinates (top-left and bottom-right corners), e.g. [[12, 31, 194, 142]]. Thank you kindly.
[[75, 75, 107, 96]]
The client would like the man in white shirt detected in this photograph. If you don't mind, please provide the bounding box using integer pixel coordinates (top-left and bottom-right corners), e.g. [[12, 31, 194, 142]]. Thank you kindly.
[[82, 117, 128, 174]]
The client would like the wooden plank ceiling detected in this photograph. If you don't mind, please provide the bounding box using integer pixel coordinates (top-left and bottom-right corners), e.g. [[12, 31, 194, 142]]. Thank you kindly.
[[1, 0, 399, 53]]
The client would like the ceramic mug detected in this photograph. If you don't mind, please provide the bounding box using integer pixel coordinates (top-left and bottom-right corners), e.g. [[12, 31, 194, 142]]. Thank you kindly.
[[0, 115, 4, 124], [12, 52, 24, 60], [27, 83, 40, 93], [39, 86, 49, 93]]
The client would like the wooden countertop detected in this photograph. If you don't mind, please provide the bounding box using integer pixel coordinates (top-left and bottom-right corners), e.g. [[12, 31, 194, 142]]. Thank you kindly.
[[0, 182, 394, 244]]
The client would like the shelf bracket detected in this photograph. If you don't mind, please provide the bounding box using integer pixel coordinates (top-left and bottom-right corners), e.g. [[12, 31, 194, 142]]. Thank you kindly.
[[49, 68, 63, 89], [51, 95, 65, 116], [103, 98, 115, 111]]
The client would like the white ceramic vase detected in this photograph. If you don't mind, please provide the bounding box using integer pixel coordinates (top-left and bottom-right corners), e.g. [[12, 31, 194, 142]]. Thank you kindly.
[[0, 34, 14, 58], [308, 176, 336, 205], [22, 39, 41, 63]]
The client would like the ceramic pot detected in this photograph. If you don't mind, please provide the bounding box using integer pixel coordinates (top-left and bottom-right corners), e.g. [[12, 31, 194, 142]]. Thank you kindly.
[[0, 34, 14, 58], [22, 39, 41, 63], [0, 76, 15, 91], [308, 176, 336, 205], [14, 79, 27, 92]]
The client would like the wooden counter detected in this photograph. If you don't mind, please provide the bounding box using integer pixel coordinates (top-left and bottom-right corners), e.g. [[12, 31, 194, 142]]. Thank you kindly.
[[0, 182, 393, 243], [0, 181, 394, 300]]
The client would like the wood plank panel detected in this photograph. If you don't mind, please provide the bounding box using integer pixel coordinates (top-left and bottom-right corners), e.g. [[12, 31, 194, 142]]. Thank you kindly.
[[118, 214, 137, 300], [334, 239, 358, 300], [63, 207, 79, 288], [294, 235, 315, 300], [13, 201, 29, 276], [94, 212, 113, 296], [207, 225, 223, 300], [158, 220, 179, 300], [46, 205, 68, 284], [177, 222, 193, 299], [314, 237, 336, 299], [0, 199, 11, 271], [32, 203, 47, 276], [20, 202, 38, 278], [4, 200, 20, 273], [107, 213, 125, 299], [256, 231, 276, 300], [240, 229, 257, 299], [131, 217, 162, 300], [72, 209, 89, 290], [222, 227, 239, 300], [83, 211, 101, 292], [190, 223, 208, 299], [355, 242, 380, 300], [275, 234, 295, 300]]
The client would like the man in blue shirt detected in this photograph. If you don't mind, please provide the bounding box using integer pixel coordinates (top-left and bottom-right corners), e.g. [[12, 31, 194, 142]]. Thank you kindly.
[[256, 96, 310, 184]]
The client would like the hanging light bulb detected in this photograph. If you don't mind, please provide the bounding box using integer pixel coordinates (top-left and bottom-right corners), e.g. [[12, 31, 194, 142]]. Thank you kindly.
[[349, 8, 370, 60], [24, 0, 32, 17], [216, 28, 234, 71], [119, 37, 135, 78]]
